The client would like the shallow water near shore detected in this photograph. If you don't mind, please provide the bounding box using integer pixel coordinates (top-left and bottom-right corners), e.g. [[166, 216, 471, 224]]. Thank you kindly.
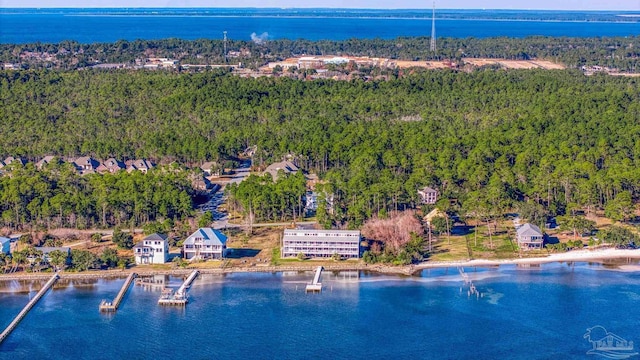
[[1, 262, 639, 359]]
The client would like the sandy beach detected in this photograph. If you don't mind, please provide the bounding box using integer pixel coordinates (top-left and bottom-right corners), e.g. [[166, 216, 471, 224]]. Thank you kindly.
[[1, 248, 640, 282]]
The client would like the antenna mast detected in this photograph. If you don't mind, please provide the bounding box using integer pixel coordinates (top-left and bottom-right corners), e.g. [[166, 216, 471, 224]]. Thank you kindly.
[[223, 31, 228, 63], [430, 1, 436, 53]]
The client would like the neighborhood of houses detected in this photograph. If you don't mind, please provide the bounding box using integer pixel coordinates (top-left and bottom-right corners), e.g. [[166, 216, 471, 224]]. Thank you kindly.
[[0, 155, 157, 175], [0, 153, 556, 271]]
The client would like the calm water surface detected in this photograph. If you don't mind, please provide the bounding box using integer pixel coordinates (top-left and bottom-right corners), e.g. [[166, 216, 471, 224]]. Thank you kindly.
[[1, 9, 640, 43], [0, 263, 639, 359]]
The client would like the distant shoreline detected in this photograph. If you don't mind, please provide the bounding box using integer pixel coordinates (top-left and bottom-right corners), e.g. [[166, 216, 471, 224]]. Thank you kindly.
[[1, 248, 640, 282]]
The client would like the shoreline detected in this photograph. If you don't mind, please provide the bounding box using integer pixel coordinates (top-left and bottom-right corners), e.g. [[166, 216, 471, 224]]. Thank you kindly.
[[1, 248, 640, 282]]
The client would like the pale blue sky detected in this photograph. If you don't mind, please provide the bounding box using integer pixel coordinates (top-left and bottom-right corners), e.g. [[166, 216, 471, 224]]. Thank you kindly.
[[0, 0, 639, 10]]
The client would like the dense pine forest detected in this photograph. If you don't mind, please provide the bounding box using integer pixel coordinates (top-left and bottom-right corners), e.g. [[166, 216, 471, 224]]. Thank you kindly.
[[3, 36, 640, 71], [1, 67, 639, 229]]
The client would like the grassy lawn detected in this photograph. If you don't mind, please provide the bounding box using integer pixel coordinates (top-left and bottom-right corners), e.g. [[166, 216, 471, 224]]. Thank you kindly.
[[429, 227, 520, 262]]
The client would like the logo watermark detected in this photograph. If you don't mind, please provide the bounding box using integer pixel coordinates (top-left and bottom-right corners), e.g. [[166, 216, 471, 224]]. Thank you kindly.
[[584, 325, 638, 359]]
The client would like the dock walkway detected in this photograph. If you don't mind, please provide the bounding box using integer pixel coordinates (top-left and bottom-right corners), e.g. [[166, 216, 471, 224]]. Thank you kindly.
[[158, 270, 199, 306], [0, 273, 59, 344], [306, 266, 323, 292], [100, 273, 137, 312]]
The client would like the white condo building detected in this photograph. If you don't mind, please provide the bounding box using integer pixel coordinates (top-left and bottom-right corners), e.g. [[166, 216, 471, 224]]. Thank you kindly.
[[133, 233, 169, 264], [282, 229, 361, 259]]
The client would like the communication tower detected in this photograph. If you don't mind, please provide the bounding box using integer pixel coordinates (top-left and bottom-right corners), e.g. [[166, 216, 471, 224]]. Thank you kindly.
[[430, 1, 436, 53], [223, 31, 228, 63]]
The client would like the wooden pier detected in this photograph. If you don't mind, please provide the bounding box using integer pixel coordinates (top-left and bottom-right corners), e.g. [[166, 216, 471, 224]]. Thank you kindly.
[[0, 273, 59, 344], [306, 266, 323, 293], [100, 273, 137, 312], [158, 270, 199, 306]]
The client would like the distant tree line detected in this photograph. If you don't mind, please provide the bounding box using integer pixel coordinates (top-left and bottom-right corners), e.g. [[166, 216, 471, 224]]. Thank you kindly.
[[2, 36, 640, 71]]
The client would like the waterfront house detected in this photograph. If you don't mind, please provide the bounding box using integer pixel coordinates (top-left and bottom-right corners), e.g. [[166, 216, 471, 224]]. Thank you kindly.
[[183, 228, 227, 260], [516, 223, 545, 250], [0, 237, 10, 254], [126, 159, 155, 173], [418, 186, 438, 204], [35, 246, 71, 264], [264, 160, 299, 181], [97, 158, 125, 174], [73, 156, 99, 175], [133, 233, 169, 264], [281, 229, 361, 259]]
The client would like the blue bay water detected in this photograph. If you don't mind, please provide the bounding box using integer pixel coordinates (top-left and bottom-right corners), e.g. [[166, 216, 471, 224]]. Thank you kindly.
[[1, 9, 640, 43], [1, 263, 639, 359]]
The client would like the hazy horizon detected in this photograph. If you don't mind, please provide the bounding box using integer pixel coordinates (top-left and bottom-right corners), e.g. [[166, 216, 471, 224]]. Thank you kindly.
[[1, 0, 640, 11]]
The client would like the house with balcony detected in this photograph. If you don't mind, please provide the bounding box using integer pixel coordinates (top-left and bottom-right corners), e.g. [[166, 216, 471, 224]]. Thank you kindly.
[[516, 223, 545, 250], [133, 233, 169, 264], [183, 228, 227, 260], [418, 186, 438, 204]]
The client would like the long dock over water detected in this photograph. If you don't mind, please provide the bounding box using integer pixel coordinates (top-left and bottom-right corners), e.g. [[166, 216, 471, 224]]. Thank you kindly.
[[100, 273, 137, 312], [0, 273, 59, 344], [306, 266, 323, 293], [159, 270, 199, 306]]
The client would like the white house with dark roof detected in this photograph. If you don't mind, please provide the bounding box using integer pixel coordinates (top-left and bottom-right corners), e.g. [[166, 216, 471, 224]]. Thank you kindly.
[[133, 233, 169, 264], [264, 160, 299, 181], [183, 228, 227, 260], [516, 223, 545, 250], [282, 229, 361, 259], [418, 186, 438, 204]]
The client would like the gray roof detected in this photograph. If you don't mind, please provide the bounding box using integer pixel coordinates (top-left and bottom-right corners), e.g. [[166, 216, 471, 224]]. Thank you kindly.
[[200, 161, 218, 171], [126, 159, 154, 171], [143, 233, 168, 241], [516, 223, 543, 237], [73, 156, 99, 169], [35, 246, 71, 254], [184, 228, 227, 246], [419, 186, 438, 194], [264, 161, 299, 180], [36, 155, 57, 168]]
